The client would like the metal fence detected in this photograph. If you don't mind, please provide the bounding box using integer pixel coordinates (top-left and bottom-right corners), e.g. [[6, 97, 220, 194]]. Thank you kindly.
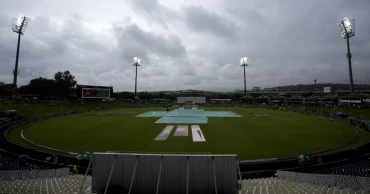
[[0, 168, 70, 181], [92, 153, 238, 194], [277, 170, 370, 191]]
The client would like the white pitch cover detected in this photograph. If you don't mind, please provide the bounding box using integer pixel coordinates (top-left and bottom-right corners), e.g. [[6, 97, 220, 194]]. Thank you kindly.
[[191, 125, 206, 142]]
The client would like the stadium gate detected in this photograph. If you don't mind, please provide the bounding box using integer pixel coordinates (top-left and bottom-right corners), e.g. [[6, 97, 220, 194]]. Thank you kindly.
[[91, 153, 238, 194]]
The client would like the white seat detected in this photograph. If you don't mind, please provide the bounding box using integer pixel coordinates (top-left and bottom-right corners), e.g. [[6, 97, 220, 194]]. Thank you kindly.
[[241, 178, 368, 194]]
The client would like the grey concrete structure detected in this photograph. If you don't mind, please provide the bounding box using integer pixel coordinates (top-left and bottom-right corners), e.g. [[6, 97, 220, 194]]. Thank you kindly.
[[92, 153, 238, 194]]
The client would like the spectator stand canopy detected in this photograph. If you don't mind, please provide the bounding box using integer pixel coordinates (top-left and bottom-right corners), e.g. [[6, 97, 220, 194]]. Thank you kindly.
[[339, 94, 362, 105], [321, 93, 340, 105], [363, 94, 370, 104]]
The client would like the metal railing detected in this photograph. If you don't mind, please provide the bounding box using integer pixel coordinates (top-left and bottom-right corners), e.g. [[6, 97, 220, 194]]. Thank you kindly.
[[277, 170, 370, 191]]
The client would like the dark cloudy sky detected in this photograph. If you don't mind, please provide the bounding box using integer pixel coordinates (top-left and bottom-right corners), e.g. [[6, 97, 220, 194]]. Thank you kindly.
[[0, 0, 369, 92]]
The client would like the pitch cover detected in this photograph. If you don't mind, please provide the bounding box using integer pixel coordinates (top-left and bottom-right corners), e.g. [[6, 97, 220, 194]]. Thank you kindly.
[[174, 125, 189, 136], [154, 126, 174, 141], [191, 125, 206, 142]]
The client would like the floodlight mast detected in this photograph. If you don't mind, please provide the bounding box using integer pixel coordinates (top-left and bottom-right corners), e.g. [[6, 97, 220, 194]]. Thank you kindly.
[[11, 14, 30, 98], [240, 57, 248, 102], [133, 57, 141, 99], [338, 17, 355, 94]]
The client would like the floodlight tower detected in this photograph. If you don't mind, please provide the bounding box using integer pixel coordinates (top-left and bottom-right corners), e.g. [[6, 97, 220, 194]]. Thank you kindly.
[[133, 57, 141, 99], [240, 57, 248, 100], [11, 14, 30, 97], [338, 17, 355, 94]]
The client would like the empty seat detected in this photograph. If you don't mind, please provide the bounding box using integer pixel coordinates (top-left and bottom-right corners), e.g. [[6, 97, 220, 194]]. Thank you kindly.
[[241, 177, 369, 194], [0, 175, 92, 194], [307, 158, 370, 177], [0, 154, 51, 171]]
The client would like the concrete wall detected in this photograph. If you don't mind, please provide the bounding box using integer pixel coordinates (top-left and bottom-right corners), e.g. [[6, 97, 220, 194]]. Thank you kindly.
[[177, 97, 206, 104]]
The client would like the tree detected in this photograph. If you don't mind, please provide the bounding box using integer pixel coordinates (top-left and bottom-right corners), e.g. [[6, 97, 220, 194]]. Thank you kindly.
[[250, 93, 262, 98], [117, 92, 135, 99], [138, 92, 152, 100], [218, 93, 228, 99], [29, 77, 56, 97], [152, 92, 171, 99], [54, 71, 77, 97], [234, 93, 244, 100], [18, 77, 56, 97], [17, 85, 30, 94], [0, 85, 11, 97]]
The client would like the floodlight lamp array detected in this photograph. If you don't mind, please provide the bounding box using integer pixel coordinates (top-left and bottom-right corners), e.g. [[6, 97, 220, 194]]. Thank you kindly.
[[338, 17, 355, 39], [12, 14, 30, 34], [240, 57, 248, 66], [16, 14, 25, 26], [133, 57, 141, 66]]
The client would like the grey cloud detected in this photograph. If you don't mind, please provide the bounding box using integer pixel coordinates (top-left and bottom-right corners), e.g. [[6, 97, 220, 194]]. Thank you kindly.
[[0, 0, 369, 92], [127, 0, 180, 30], [0, 13, 9, 28], [114, 24, 186, 63], [29, 16, 53, 34], [0, 0, 42, 11], [189, 0, 370, 88], [148, 68, 169, 77], [184, 78, 202, 85], [128, 0, 160, 13], [182, 6, 238, 39], [0, 12, 117, 86], [178, 64, 197, 76]]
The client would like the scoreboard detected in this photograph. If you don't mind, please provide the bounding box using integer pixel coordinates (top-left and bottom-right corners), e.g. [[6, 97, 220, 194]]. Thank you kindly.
[[76, 85, 113, 99]]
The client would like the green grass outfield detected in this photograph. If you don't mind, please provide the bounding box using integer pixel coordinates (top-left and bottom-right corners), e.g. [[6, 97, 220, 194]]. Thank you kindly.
[[6, 106, 370, 160], [0, 102, 139, 118]]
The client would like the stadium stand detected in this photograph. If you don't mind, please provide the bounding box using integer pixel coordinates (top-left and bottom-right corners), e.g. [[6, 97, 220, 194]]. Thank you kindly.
[[308, 158, 370, 177], [242, 177, 370, 194], [0, 153, 92, 194], [0, 174, 92, 194], [0, 154, 50, 171]]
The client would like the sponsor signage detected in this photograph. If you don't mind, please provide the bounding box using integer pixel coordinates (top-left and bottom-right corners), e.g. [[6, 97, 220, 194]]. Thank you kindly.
[[82, 88, 110, 98], [191, 125, 206, 142], [323, 87, 331, 93]]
